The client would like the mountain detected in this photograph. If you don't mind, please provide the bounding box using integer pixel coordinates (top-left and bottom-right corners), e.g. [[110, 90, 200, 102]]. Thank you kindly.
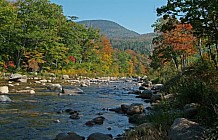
[[77, 20, 140, 39], [77, 20, 157, 54]]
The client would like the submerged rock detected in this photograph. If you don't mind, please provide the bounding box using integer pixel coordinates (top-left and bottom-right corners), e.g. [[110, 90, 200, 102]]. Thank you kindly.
[[55, 131, 85, 140], [85, 116, 106, 126], [62, 87, 84, 95], [0, 95, 12, 102]]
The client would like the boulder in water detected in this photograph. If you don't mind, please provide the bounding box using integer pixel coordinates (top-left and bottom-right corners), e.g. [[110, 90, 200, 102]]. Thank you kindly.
[[62, 87, 84, 95], [0, 95, 12, 102], [85, 116, 106, 126], [55, 131, 85, 140], [47, 83, 62, 92], [126, 103, 144, 115], [139, 89, 152, 99], [87, 133, 113, 140]]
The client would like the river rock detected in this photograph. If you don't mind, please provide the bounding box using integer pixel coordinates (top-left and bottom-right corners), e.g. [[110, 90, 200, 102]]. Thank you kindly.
[[92, 116, 105, 124], [65, 108, 73, 113], [121, 104, 130, 113], [141, 81, 152, 87], [139, 86, 148, 90], [85, 116, 106, 126], [169, 118, 205, 140], [17, 75, 28, 83], [80, 83, 88, 87], [39, 79, 47, 83], [34, 81, 41, 84], [139, 89, 152, 99], [9, 73, 22, 81], [8, 74, 28, 83], [163, 93, 174, 100], [126, 103, 144, 115], [55, 132, 85, 140], [0, 86, 9, 94], [108, 107, 123, 114], [16, 89, 35, 94], [183, 103, 200, 118], [140, 75, 148, 81], [69, 114, 80, 120], [151, 93, 162, 102], [87, 133, 113, 140], [47, 83, 62, 92], [62, 75, 70, 80], [151, 84, 164, 91], [55, 133, 67, 140], [69, 110, 80, 119], [128, 90, 141, 95], [85, 120, 95, 126], [62, 87, 84, 95], [0, 95, 12, 102], [128, 113, 146, 123]]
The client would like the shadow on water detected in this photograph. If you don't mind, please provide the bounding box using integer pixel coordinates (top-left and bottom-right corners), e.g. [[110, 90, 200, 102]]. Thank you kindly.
[[0, 81, 149, 140]]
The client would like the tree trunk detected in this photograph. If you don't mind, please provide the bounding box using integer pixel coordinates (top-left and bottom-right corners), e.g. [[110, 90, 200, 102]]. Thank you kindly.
[[172, 56, 179, 70], [198, 38, 203, 62], [16, 50, 22, 70]]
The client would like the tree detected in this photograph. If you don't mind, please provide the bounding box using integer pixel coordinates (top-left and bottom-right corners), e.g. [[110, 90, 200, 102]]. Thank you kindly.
[[156, 0, 218, 68], [151, 18, 197, 71], [6, 0, 69, 70], [0, 0, 17, 69], [98, 35, 113, 74]]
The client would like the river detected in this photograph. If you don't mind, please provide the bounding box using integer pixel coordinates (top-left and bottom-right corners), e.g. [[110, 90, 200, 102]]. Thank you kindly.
[[0, 79, 149, 140]]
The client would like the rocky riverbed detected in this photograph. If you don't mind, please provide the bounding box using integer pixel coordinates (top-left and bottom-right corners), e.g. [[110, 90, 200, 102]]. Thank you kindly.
[[0, 75, 151, 140]]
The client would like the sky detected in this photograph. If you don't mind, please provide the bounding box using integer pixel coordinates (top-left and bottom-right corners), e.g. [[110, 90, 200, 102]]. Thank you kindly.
[[50, 0, 167, 34]]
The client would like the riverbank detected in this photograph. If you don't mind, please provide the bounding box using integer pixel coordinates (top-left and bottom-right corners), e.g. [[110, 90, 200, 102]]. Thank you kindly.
[[119, 65, 218, 140]]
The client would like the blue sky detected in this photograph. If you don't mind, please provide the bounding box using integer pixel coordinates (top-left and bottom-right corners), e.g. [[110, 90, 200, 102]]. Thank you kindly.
[[50, 0, 167, 34]]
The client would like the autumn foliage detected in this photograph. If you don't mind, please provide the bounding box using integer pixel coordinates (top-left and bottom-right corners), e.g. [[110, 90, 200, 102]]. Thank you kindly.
[[163, 23, 197, 55], [151, 22, 197, 70]]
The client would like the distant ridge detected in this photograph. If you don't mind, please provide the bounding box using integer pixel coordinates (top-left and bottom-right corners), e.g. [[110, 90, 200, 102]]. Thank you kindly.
[[77, 19, 157, 54], [77, 20, 140, 39]]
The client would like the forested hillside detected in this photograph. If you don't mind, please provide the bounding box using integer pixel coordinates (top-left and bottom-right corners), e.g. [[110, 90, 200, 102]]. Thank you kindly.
[[78, 20, 157, 54], [0, 0, 148, 77], [78, 20, 140, 38]]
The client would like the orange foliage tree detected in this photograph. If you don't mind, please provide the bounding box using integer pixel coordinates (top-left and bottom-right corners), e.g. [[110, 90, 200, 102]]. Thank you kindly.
[[155, 23, 197, 70], [97, 35, 113, 74]]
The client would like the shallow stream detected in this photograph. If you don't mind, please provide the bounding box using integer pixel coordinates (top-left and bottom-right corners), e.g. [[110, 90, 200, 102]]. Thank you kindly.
[[0, 80, 149, 140]]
